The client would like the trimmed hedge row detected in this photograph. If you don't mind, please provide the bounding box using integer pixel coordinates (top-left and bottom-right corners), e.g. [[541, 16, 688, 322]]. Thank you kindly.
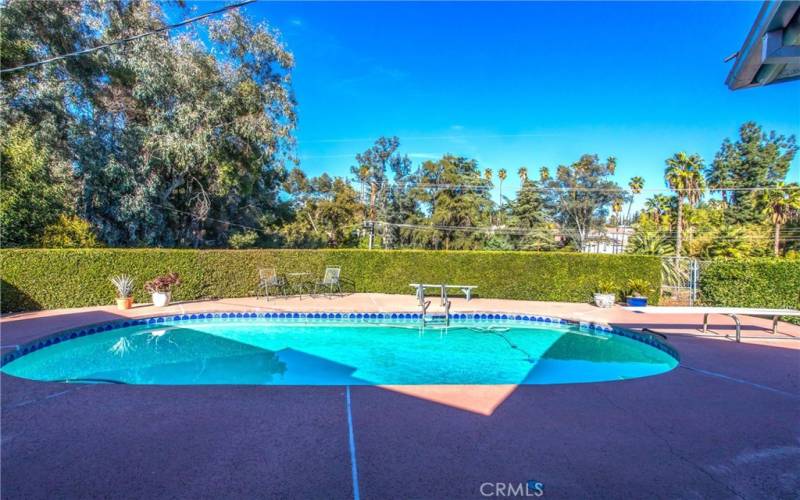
[[0, 249, 661, 312], [699, 258, 800, 312]]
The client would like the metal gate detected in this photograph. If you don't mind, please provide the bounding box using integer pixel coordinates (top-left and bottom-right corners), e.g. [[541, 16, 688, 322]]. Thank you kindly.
[[660, 257, 701, 306]]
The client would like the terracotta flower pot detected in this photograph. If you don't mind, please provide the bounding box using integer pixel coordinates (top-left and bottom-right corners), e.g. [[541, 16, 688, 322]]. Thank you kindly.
[[116, 297, 133, 310]]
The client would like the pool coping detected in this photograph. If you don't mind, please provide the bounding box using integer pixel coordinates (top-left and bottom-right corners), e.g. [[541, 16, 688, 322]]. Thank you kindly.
[[0, 309, 680, 368]]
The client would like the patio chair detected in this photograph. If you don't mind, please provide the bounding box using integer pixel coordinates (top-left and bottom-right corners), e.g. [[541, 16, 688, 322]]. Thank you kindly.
[[257, 267, 287, 301], [313, 266, 350, 297]]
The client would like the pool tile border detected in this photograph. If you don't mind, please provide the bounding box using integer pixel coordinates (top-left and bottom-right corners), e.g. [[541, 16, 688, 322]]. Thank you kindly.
[[1, 310, 679, 367]]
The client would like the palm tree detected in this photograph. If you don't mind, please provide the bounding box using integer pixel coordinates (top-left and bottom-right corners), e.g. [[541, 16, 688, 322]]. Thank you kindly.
[[518, 167, 528, 183], [665, 152, 705, 256], [626, 176, 645, 225], [497, 168, 508, 224], [539, 166, 549, 182], [627, 231, 674, 256], [759, 182, 800, 256], [484, 168, 493, 183], [497, 168, 507, 203], [611, 198, 623, 225], [645, 194, 672, 223], [607, 156, 617, 175]]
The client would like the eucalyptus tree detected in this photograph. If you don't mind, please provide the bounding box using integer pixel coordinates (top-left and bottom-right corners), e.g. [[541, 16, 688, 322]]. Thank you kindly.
[[351, 137, 398, 222], [2, 1, 297, 247], [281, 168, 362, 248], [706, 122, 797, 224], [541, 154, 627, 250], [665, 152, 706, 256], [350, 136, 413, 247], [0, 0, 102, 245], [758, 182, 800, 256]]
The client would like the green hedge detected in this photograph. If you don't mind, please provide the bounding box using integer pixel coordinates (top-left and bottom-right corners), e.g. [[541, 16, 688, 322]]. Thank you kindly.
[[700, 258, 800, 313], [0, 249, 661, 312]]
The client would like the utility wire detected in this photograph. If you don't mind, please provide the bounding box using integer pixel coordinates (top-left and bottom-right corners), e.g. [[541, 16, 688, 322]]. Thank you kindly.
[[0, 1, 255, 74], [368, 220, 800, 240], [409, 183, 798, 193]]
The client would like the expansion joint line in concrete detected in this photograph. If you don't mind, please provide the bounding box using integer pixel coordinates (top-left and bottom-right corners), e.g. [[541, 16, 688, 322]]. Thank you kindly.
[[680, 365, 799, 400], [346, 386, 361, 500]]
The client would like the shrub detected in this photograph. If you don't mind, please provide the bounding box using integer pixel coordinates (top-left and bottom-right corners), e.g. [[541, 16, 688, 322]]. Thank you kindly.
[[0, 249, 662, 312], [624, 278, 653, 298], [39, 215, 101, 248], [228, 230, 259, 249], [700, 258, 800, 313], [594, 279, 618, 295]]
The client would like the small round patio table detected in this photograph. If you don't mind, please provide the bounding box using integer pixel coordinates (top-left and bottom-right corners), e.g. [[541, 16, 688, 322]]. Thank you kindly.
[[286, 272, 312, 297]]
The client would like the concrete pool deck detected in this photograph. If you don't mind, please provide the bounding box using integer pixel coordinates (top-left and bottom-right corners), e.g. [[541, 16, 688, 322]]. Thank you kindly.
[[1, 294, 799, 499]]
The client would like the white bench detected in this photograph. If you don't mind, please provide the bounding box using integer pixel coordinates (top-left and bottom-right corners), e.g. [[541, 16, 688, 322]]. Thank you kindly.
[[624, 306, 800, 342], [409, 283, 478, 306]]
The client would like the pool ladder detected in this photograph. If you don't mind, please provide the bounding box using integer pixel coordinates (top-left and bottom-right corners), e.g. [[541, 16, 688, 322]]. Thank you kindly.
[[420, 297, 451, 327]]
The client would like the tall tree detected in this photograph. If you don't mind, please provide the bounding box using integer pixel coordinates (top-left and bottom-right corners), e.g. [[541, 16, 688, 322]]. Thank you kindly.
[[350, 136, 411, 247], [539, 166, 550, 182], [541, 155, 626, 249], [758, 183, 800, 256], [281, 168, 362, 248], [2, 1, 297, 247], [706, 122, 797, 224], [420, 155, 492, 250], [507, 177, 553, 250], [497, 168, 508, 221], [665, 152, 705, 256], [644, 194, 674, 224], [0, 123, 76, 245], [626, 176, 645, 224]]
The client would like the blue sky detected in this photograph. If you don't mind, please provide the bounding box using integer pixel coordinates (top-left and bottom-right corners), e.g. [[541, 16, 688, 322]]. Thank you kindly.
[[200, 1, 799, 209]]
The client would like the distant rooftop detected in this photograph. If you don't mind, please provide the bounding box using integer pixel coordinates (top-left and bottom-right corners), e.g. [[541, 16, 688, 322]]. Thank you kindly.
[[726, 0, 800, 90]]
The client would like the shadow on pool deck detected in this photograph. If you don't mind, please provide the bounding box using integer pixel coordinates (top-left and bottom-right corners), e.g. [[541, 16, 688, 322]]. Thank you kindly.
[[2, 297, 799, 499]]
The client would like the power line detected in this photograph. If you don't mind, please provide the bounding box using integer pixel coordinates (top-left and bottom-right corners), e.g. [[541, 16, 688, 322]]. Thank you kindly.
[[409, 183, 798, 193], [369, 220, 800, 239], [0, 1, 255, 74]]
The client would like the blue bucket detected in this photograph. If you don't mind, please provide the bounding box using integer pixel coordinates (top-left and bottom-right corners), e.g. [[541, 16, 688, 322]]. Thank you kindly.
[[626, 297, 648, 307]]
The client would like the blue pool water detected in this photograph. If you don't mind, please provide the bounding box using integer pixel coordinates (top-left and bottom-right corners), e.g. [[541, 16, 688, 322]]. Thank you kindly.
[[1, 317, 678, 385]]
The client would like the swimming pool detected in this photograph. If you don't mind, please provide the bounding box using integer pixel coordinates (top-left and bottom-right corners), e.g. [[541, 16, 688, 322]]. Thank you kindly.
[[1, 312, 678, 385]]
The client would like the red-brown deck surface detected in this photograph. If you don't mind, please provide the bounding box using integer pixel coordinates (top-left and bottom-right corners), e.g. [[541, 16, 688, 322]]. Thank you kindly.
[[2, 295, 798, 499]]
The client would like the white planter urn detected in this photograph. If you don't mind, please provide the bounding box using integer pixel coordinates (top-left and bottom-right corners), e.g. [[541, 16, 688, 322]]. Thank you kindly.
[[593, 293, 615, 308], [151, 291, 172, 307]]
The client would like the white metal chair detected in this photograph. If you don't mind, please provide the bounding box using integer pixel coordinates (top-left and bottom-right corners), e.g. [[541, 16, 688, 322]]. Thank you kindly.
[[257, 268, 287, 301], [314, 266, 342, 297]]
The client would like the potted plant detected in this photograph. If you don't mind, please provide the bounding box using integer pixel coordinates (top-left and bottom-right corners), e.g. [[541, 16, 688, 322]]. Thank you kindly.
[[593, 280, 617, 308], [110, 275, 135, 310], [625, 278, 652, 307], [144, 272, 181, 307]]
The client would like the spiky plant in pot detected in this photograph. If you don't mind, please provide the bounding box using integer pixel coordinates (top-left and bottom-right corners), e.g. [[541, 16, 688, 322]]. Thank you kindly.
[[110, 275, 135, 310]]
